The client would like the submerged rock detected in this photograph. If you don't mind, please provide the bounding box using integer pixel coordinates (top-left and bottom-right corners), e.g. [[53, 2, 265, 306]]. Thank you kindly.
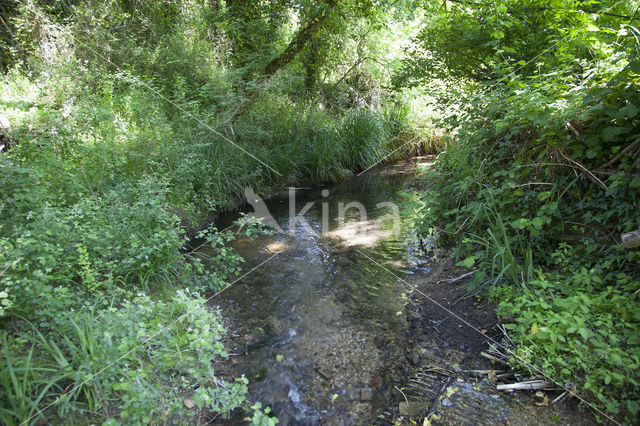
[[360, 388, 373, 401], [398, 401, 428, 416], [409, 348, 421, 366]]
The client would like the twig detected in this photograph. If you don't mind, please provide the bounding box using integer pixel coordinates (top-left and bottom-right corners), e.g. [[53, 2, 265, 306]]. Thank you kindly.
[[599, 137, 640, 169], [496, 380, 555, 391], [79, 165, 100, 206], [558, 149, 609, 192], [552, 391, 568, 404], [424, 377, 453, 420], [443, 270, 477, 284], [394, 385, 409, 405], [480, 351, 508, 365], [423, 366, 454, 376], [465, 369, 506, 375]]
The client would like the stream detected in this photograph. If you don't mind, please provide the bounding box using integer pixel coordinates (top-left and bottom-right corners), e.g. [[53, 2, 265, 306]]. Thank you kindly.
[[202, 160, 593, 425]]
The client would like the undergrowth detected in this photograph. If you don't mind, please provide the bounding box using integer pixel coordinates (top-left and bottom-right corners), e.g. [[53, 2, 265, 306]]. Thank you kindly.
[[409, 50, 640, 421], [0, 1, 438, 424]]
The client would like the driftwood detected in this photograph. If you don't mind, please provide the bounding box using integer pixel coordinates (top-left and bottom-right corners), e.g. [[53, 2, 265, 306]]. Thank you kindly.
[[622, 229, 640, 249], [496, 380, 554, 391]]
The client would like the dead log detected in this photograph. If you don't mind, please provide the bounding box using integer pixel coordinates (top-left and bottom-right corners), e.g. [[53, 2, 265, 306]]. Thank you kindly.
[[622, 230, 640, 249]]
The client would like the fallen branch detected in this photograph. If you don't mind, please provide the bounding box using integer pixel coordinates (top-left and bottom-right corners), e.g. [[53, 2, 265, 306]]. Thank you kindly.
[[496, 380, 554, 391], [622, 229, 640, 249], [599, 137, 640, 169]]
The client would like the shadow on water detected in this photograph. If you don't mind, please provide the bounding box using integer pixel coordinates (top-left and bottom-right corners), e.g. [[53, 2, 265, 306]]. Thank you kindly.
[[202, 161, 594, 425]]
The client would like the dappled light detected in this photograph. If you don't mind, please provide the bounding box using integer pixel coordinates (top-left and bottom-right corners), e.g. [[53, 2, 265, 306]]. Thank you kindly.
[[324, 219, 392, 248]]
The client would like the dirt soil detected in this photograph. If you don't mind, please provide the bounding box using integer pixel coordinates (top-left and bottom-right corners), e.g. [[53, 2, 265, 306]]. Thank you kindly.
[[382, 255, 600, 426]]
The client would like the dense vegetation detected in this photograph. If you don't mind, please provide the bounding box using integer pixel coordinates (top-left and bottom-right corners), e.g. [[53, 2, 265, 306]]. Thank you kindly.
[[0, 0, 432, 423], [1, 0, 639, 424], [403, 0, 640, 422]]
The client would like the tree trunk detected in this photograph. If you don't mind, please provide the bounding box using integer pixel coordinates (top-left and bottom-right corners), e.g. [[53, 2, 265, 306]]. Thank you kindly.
[[262, 0, 337, 77], [304, 38, 319, 91]]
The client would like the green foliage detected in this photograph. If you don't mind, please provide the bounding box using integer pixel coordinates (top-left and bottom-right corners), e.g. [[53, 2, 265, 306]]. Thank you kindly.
[[0, 0, 430, 423], [1, 179, 183, 324], [1, 291, 248, 425], [396, 0, 635, 90], [496, 270, 640, 418], [406, 0, 640, 421], [248, 402, 280, 426]]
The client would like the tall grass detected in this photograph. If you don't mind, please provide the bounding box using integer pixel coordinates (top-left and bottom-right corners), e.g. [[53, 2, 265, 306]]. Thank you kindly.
[[467, 206, 535, 288], [0, 335, 69, 426]]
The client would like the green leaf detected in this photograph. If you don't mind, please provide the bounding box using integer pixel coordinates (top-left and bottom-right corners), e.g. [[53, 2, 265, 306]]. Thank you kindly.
[[456, 256, 476, 268], [627, 61, 640, 74]]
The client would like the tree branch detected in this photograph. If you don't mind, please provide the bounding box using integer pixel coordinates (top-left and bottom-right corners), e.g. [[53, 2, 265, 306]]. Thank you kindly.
[[262, 0, 337, 77]]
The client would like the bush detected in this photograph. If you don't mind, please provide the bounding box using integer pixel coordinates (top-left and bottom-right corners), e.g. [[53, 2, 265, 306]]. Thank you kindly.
[[1, 180, 183, 324], [409, 48, 640, 421], [1, 291, 248, 425]]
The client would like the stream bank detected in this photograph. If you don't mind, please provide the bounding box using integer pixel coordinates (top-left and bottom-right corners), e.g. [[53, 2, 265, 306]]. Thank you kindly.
[[202, 159, 596, 425]]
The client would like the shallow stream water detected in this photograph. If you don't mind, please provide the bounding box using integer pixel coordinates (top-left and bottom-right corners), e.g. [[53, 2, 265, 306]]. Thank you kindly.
[[203, 161, 593, 425]]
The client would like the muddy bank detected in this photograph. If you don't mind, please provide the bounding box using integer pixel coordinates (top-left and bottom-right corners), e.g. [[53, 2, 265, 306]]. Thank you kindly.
[[378, 256, 597, 425]]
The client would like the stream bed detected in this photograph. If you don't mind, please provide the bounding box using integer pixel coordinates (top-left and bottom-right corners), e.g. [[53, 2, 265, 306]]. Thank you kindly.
[[202, 160, 594, 425]]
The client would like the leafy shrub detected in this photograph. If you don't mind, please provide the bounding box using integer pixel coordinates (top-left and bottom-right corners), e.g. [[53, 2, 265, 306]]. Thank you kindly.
[[409, 29, 640, 421], [1, 180, 183, 324], [1, 291, 248, 425]]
